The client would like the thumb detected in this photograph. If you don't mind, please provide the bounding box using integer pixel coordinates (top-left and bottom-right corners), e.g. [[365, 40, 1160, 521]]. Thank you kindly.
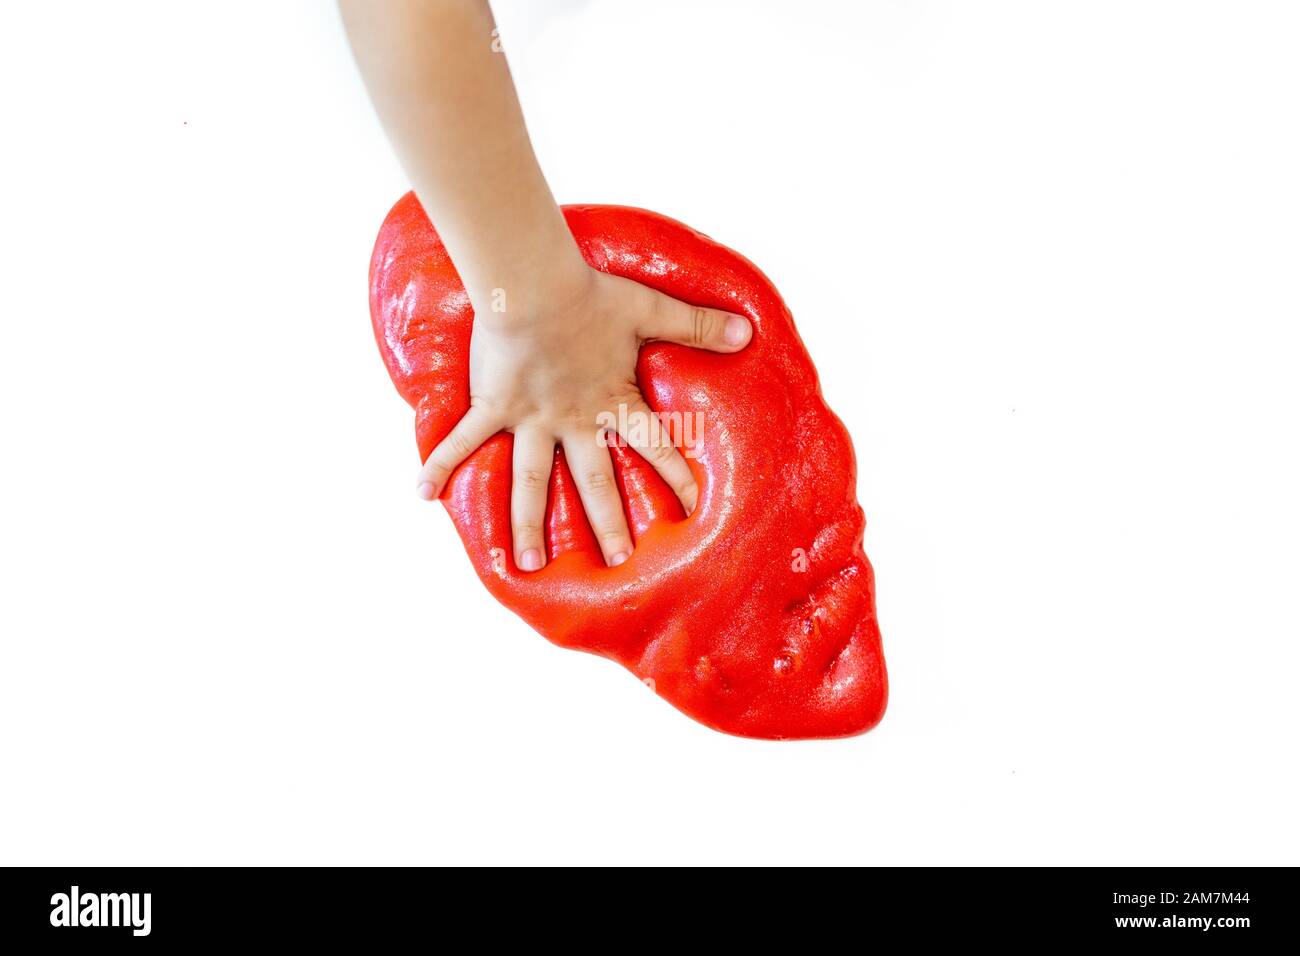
[[641, 292, 753, 353]]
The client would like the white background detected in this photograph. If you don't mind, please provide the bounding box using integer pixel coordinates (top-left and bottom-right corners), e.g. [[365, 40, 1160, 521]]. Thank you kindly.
[[2, 1, 1297, 865]]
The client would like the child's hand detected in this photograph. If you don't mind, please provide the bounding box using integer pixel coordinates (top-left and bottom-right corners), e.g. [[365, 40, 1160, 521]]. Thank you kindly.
[[340, 0, 752, 568], [415, 265, 752, 571]]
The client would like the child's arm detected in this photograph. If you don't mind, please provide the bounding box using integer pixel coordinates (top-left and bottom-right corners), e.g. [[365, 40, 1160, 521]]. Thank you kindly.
[[340, 0, 751, 571], [340, 0, 583, 315]]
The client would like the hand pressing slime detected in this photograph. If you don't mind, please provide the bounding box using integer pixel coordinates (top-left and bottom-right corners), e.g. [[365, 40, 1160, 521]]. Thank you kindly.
[[370, 194, 887, 739]]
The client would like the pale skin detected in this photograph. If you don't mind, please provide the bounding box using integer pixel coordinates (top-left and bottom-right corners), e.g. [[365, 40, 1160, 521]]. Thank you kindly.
[[340, 0, 751, 570]]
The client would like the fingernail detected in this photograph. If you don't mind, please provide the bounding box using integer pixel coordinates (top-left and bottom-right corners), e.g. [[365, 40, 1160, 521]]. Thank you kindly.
[[519, 548, 543, 572], [416, 481, 435, 500], [724, 314, 752, 348], [610, 550, 630, 567]]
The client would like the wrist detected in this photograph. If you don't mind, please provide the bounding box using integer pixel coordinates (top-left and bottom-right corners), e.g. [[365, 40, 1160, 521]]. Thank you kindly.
[[468, 243, 593, 328]]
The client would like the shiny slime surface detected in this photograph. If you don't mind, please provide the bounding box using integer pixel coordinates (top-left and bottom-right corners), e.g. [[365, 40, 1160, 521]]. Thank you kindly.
[[370, 194, 887, 738]]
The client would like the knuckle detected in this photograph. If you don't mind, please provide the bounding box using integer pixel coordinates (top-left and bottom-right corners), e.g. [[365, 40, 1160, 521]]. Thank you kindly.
[[512, 521, 544, 539], [447, 431, 475, 458], [555, 406, 587, 431], [644, 441, 676, 465], [691, 308, 717, 347], [515, 468, 548, 490], [425, 455, 453, 478], [581, 469, 614, 492]]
